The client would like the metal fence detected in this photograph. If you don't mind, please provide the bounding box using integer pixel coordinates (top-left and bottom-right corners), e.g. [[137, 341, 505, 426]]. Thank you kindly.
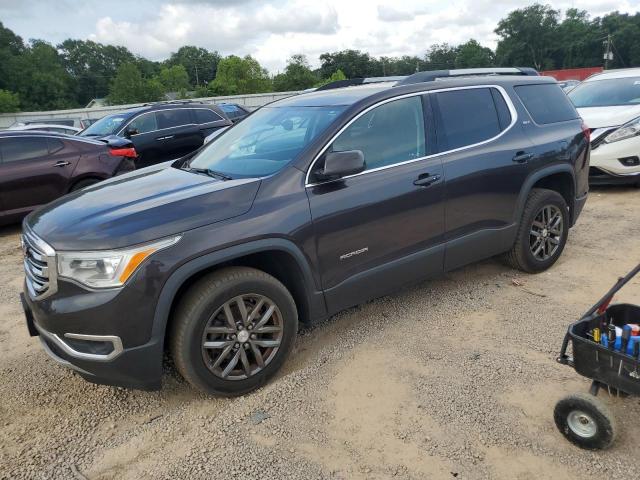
[[0, 91, 301, 128]]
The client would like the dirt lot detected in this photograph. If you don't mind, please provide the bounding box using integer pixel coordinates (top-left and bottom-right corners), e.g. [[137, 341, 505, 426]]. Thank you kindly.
[[1, 187, 639, 480]]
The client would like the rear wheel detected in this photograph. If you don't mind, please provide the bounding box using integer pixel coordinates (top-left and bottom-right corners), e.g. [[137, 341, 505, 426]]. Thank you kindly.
[[554, 393, 616, 450], [504, 188, 569, 273], [170, 267, 298, 396], [70, 178, 101, 191]]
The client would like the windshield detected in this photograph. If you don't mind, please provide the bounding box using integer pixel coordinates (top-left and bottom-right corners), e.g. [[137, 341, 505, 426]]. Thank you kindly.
[[79, 114, 128, 137], [569, 77, 640, 108], [187, 106, 346, 178]]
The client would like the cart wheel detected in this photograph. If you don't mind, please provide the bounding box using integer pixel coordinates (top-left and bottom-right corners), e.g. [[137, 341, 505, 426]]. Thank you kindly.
[[554, 393, 617, 450]]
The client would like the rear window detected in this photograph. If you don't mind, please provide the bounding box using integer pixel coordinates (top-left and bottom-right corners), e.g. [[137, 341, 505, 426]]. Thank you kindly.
[[515, 84, 578, 124], [434, 88, 503, 151], [0, 137, 49, 162]]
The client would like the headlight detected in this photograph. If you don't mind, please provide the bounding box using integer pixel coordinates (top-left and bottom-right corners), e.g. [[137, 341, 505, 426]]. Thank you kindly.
[[57, 236, 181, 288], [605, 116, 640, 143]]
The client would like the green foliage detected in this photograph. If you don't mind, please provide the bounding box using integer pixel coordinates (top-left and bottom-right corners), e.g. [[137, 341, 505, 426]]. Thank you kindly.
[[107, 63, 163, 105], [0, 89, 20, 112], [315, 69, 347, 87], [319, 49, 380, 78], [209, 55, 272, 95], [158, 65, 190, 92], [426, 43, 458, 69], [455, 40, 495, 68], [273, 54, 317, 91], [167, 46, 221, 86]]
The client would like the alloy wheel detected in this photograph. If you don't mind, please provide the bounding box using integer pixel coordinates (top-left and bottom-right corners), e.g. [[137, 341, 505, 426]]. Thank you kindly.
[[529, 204, 563, 261], [201, 294, 283, 380]]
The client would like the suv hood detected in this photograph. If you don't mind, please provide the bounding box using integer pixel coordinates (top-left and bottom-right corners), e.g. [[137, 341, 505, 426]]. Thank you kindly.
[[577, 105, 640, 129], [26, 165, 261, 250]]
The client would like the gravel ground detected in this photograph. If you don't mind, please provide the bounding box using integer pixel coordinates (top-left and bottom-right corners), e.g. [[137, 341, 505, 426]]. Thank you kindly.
[[1, 186, 640, 480]]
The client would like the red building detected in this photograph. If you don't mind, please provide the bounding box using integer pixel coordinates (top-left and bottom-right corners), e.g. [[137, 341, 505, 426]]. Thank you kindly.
[[541, 67, 603, 81]]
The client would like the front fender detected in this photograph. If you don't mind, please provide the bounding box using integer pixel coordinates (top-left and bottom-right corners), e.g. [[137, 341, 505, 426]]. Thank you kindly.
[[150, 238, 325, 345]]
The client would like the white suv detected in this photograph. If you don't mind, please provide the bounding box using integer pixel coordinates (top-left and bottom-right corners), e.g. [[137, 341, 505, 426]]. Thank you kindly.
[[568, 68, 640, 186]]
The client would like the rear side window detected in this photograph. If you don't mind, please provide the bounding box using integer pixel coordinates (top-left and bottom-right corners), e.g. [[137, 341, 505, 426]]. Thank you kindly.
[[219, 104, 245, 119], [331, 95, 426, 171], [47, 138, 65, 154], [515, 84, 578, 124], [0, 137, 49, 162], [434, 88, 502, 151], [194, 109, 223, 124], [156, 109, 192, 129]]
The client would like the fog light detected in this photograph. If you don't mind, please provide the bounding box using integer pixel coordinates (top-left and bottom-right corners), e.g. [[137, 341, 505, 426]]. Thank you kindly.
[[618, 156, 640, 167]]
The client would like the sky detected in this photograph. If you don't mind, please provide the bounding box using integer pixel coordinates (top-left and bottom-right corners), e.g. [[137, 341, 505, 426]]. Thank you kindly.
[[1, 0, 638, 72]]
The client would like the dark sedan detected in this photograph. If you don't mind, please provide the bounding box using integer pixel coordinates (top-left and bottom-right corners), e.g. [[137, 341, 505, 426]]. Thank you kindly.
[[0, 131, 136, 225]]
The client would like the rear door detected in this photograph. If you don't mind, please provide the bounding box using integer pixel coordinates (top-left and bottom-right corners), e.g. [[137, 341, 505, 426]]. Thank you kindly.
[[306, 95, 446, 314], [0, 136, 79, 215], [431, 86, 531, 270]]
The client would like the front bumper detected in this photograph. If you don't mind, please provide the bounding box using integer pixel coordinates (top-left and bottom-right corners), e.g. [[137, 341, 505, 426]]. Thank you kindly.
[[21, 276, 165, 390], [589, 133, 640, 183]]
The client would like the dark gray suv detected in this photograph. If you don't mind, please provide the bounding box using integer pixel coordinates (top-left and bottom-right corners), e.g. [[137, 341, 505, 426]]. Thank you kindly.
[[21, 74, 590, 395]]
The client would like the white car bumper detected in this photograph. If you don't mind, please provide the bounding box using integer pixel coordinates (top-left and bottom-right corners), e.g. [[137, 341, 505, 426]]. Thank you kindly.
[[589, 129, 640, 184]]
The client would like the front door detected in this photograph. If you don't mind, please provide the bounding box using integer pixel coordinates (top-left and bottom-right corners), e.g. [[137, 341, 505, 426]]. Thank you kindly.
[[306, 95, 446, 314]]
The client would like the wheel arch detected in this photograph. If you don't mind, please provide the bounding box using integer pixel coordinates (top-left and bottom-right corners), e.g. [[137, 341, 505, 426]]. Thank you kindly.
[[152, 239, 326, 352], [515, 165, 577, 227], [68, 175, 107, 192]]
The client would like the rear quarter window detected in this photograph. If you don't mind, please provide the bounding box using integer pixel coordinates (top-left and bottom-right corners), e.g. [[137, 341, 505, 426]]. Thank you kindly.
[[515, 84, 579, 124]]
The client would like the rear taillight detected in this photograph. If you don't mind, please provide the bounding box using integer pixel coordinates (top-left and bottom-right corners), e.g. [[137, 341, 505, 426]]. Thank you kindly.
[[109, 147, 137, 158], [581, 123, 591, 142]]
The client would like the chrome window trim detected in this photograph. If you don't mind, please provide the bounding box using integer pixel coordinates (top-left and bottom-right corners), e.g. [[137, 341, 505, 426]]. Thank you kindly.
[[304, 84, 518, 187], [117, 107, 225, 137], [33, 322, 123, 362]]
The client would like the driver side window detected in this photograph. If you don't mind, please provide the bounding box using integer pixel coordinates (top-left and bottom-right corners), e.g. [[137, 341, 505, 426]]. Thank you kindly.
[[331, 96, 426, 171], [127, 113, 158, 136]]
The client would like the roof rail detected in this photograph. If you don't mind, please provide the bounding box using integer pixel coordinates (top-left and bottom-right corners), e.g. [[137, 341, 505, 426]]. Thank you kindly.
[[396, 67, 539, 86], [315, 76, 406, 91], [137, 100, 207, 107]]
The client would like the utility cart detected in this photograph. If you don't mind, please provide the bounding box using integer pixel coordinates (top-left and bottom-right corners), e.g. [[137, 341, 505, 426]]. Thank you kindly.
[[555, 263, 640, 449]]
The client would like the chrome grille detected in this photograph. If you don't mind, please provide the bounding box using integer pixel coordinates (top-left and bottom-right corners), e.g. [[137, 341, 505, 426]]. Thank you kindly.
[[22, 229, 57, 300]]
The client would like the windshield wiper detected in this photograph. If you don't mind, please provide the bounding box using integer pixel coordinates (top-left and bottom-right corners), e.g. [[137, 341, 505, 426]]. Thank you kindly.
[[182, 166, 232, 181]]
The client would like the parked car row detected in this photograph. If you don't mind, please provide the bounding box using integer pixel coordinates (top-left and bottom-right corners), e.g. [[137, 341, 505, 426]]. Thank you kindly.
[[0, 102, 252, 224]]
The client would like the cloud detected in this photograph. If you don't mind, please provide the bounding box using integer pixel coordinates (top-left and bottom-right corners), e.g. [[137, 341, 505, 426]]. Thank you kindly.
[[377, 5, 414, 22]]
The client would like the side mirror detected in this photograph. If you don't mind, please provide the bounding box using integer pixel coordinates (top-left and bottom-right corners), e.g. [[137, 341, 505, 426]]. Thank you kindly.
[[314, 150, 366, 181]]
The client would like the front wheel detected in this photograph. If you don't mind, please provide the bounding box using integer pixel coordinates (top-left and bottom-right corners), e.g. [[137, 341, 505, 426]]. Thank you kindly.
[[169, 267, 298, 396], [554, 393, 617, 450], [504, 188, 569, 273]]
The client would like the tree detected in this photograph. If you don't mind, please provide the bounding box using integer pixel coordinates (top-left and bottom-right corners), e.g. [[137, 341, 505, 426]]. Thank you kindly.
[[273, 54, 317, 91], [167, 46, 221, 87], [495, 4, 560, 70], [315, 69, 347, 87], [108, 63, 163, 105], [158, 65, 190, 92], [425, 43, 458, 69], [455, 40, 495, 68], [209, 55, 272, 95], [319, 50, 379, 78], [0, 89, 20, 112], [58, 39, 137, 106]]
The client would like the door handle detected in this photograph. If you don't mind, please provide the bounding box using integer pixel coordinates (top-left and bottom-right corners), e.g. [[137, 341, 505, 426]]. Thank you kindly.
[[156, 135, 174, 141], [512, 152, 533, 164], [53, 161, 70, 167], [413, 173, 441, 187]]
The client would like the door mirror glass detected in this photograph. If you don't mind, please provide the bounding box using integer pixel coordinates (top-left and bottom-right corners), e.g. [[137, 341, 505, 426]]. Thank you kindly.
[[315, 150, 365, 181]]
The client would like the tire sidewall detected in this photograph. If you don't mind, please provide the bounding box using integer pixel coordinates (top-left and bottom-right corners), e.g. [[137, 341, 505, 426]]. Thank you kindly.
[[519, 192, 569, 272], [178, 275, 298, 396], [554, 396, 614, 450]]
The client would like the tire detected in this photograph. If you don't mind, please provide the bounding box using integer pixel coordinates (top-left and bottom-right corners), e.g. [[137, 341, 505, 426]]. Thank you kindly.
[[70, 178, 101, 191], [170, 267, 298, 396], [554, 393, 616, 450], [504, 188, 569, 273]]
